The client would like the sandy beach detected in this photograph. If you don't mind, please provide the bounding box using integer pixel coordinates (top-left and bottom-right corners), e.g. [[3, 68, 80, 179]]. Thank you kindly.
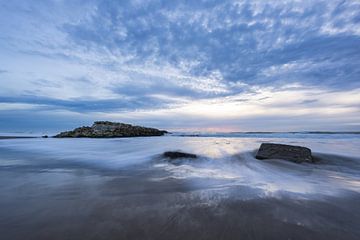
[[0, 135, 359, 240]]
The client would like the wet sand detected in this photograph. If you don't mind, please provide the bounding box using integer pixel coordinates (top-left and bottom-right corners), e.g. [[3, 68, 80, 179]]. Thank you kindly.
[[0, 165, 359, 240]]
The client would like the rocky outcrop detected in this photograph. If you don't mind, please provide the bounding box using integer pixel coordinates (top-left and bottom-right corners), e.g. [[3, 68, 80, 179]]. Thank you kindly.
[[256, 143, 313, 163], [163, 151, 197, 159], [162, 151, 198, 165], [54, 121, 168, 138]]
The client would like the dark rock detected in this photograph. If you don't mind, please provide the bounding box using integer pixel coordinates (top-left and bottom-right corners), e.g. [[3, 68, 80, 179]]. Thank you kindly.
[[163, 151, 197, 159], [42, 135, 48, 138], [54, 121, 168, 138], [256, 143, 313, 163]]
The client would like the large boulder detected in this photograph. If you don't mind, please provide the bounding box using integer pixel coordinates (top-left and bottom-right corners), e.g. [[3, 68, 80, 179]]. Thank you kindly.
[[54, 121, 168, 138], [256, 143, 313, 163]]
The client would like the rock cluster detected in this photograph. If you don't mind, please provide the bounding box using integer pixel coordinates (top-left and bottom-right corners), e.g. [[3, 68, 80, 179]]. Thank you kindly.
[[256, 143, 313, 163], [54, 121, 168, 138]]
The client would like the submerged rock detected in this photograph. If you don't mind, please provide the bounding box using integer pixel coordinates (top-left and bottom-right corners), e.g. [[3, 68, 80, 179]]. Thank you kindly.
[[54, 121, 168, 138], [162, 151, 198, 165], [256, 143, 313, 163], [163, 151, 197, 159]]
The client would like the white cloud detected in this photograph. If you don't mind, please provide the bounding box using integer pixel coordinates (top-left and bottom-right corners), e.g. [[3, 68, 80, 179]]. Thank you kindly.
[[0, 0, 359, 131]]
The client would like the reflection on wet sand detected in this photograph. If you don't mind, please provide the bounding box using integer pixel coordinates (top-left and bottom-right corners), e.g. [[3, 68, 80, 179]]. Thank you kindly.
[[0, 136, 360, 239]]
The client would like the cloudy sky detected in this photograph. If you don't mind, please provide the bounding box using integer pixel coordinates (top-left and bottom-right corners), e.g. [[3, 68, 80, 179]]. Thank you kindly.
[[0, 0, 359, 132]]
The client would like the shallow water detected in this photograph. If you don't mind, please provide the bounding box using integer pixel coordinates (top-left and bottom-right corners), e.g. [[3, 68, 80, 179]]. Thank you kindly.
[[0, 135, 360, 239]]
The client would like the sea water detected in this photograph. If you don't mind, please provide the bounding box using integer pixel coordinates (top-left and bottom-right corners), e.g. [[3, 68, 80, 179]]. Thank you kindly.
[[0, 134, 359, 195], [0, 134, 360, 239]]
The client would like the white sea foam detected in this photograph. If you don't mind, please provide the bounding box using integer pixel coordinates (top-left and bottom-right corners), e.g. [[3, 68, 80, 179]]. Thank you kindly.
[[0, 135, 359, 197]]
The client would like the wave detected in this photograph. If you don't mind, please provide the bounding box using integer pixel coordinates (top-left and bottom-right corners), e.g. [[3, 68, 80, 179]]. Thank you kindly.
[[0, 136, 359, 198], [153, 150, 360, 197]]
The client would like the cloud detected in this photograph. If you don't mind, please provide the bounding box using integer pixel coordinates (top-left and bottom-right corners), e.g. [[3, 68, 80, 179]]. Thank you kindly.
[[0, 0, 359, 131]]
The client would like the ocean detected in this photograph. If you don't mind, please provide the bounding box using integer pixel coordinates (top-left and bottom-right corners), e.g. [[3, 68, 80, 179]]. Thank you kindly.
[[0, 133, 359, 239]]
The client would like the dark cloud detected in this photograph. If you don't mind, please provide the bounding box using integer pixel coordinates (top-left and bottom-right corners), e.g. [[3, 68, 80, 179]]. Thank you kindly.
[[0, 94, 175, 113]]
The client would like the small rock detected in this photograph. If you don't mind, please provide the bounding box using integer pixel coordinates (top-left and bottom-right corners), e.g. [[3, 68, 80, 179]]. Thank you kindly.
[[256, 143, 313, 163], [42, 135, 48, 138], [163, 151, 197, 159]]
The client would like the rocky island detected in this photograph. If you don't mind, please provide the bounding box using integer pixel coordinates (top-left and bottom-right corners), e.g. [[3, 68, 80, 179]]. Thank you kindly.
[[54, 121, 168, 138]]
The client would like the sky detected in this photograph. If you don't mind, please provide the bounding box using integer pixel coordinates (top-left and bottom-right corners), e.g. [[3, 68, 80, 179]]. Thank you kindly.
[[0, 0, 360, 133]]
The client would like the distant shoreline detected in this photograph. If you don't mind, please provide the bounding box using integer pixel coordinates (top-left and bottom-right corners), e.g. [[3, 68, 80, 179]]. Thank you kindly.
[[173, 131, 360, 136], [243, 131, 360, 134], [1, 131, 360, 139], [0, 136, 38, 139]]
